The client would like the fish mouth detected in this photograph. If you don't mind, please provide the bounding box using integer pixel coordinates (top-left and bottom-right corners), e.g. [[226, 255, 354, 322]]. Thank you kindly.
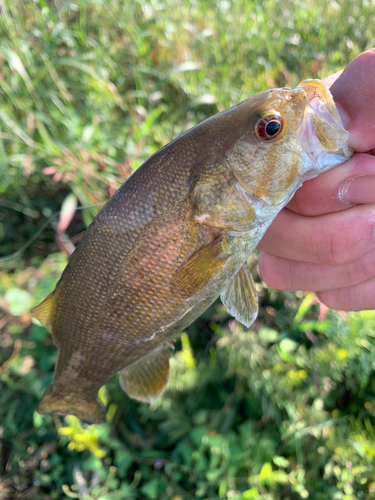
[[295, 79, 352, 170]]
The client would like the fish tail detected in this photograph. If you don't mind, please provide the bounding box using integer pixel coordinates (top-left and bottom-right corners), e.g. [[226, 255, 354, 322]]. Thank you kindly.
[[37, 386, 106, 424]]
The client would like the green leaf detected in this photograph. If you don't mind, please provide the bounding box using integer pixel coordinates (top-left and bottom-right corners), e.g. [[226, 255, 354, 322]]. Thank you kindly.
[[242, 488, 260, 499], [273, 456, 289, 468], [140, 479, 162, 500], [5, 287, 33, 316], [259, 462, 274, 486]]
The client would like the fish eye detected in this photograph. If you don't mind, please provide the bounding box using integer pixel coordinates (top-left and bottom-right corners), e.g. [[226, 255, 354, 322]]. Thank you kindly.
[[254, 111, 283, 141]]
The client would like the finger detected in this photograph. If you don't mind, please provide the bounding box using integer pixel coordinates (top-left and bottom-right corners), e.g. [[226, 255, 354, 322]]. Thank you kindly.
[[288, 49, 375, 218], [330, 48, 375, 153], [322, 70, 342, 89], [287, 153, 375, 216], [257, 204, 375, 265], [317, 276, 375, 311], [258, 248, 375, 292]]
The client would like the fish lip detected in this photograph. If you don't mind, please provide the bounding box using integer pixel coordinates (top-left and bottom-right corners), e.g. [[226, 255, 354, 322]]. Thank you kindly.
[[295, 118, 352, 168], [294, 80, 352, 167], [332, 143, 353, 159]]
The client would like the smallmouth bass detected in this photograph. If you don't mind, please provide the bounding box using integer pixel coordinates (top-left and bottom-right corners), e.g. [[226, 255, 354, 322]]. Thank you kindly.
[[33, 80, 352, 423]]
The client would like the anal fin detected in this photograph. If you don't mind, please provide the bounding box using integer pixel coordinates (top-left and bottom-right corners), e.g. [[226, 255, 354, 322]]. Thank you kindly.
[[118, 345, 170, 403], [220, 263, 258, 328]]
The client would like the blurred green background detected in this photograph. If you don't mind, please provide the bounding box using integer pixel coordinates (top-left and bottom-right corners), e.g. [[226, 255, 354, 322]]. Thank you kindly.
[[1, 0, 375, 498]]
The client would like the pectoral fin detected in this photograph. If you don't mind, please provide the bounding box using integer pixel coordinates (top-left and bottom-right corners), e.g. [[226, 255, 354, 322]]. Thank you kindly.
[[32, 293, 54, 331], [220, 263, 258, 328], [118, 345, 170, 403], [170, 238, 228, 298]]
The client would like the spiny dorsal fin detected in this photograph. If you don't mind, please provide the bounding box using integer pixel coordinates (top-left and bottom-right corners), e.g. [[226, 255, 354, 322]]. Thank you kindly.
[[170, 238, 228, 298], [118, 345, 170, 403], [220, 263, 258, 328], [32, 293, 54, 331]]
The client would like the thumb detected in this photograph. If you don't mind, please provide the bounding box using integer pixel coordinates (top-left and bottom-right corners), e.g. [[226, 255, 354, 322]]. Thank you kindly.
[[330, 48, 375, 153]]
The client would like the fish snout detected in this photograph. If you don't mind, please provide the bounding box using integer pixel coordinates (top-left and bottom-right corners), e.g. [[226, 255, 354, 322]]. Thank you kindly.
[[293, 80, 353, 172], [278, 87, 307, 130]]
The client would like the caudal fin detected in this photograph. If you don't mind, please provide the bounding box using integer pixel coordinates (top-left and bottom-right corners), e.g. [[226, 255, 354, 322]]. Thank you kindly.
[[38, 386, 106, 424]]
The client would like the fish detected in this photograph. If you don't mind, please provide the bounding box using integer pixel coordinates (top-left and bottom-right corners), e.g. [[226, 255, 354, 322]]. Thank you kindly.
[[33, 79, 352, 424]]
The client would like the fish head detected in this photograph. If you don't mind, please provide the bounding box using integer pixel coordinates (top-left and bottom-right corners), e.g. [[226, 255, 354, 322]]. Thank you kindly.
[[225, 79, 352, 209]]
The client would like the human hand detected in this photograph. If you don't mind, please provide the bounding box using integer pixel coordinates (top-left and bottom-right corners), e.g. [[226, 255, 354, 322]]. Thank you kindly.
[[257, 49, 375, 311]]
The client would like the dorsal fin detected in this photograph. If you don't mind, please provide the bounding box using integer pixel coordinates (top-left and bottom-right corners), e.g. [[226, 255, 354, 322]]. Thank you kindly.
[[118, 345, 170, 403], [32, 293, 54, 331]]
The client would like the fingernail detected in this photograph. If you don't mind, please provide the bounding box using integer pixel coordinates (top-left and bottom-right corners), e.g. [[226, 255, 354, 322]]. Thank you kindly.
[[339, 176, 375, 205]]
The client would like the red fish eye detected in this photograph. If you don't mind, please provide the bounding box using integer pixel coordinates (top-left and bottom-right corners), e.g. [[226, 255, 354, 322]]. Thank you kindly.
[[254, 113, 283, 141]]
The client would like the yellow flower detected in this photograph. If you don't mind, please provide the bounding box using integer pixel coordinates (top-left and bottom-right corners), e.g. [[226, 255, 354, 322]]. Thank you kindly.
[[337, 349, 348, 360], [58, 415, 106, 458]]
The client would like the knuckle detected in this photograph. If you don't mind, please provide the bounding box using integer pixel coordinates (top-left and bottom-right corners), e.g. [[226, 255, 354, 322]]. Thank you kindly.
[[315, 231, 346, 266], [357, 254, 375, 282]]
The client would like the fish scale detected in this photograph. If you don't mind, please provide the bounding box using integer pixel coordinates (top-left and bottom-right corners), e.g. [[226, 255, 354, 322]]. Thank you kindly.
[[33, 80, 352, 423]]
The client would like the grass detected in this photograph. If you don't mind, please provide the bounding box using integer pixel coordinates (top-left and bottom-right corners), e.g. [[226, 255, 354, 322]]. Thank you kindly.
[[1, 0, 375, 498]]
